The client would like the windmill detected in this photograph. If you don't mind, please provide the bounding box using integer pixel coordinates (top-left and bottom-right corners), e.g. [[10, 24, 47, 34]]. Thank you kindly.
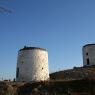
[[0, 0, 13, 13]]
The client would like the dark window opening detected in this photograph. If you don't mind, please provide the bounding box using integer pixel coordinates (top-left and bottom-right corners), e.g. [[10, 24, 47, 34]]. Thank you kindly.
[[16, 68, 19, 78], [86, 53, 88, 55], [42, 67, 43, 70], [87, 59, 90, 65]]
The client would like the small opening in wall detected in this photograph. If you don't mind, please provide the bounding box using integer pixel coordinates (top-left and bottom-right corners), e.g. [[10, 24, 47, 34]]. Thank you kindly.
[[86, 53, 88, 55], [42, 68, 43, 70], [87, 58, 90, 65], [16, 68, 19, 78]]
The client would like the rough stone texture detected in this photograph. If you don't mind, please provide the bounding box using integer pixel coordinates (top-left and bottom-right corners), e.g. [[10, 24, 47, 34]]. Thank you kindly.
[[83, 44, 95, 66], [50, 66, 95, 80], [1, 80, 95, 95], [16, 48, 49, 82]]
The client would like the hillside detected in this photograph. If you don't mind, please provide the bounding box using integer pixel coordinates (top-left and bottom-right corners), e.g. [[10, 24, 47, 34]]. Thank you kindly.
[[50, 65, 95, 80]]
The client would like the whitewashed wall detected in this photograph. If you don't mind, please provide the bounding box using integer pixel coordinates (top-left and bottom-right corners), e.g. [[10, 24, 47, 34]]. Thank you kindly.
[[16, 48, 49, 82], [83, 44, 95, 66]]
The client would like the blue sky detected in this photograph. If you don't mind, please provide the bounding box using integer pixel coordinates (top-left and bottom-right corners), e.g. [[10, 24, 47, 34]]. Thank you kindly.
[[0, 0, 95, 80]]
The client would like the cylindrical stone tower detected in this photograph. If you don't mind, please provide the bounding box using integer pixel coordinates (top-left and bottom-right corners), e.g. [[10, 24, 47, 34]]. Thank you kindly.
[[16, 46, 49, 82], [83, 44, 95, 66]]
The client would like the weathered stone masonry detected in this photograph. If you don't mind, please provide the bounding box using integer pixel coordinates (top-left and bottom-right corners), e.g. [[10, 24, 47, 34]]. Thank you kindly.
[[16, 47, 49, 82]]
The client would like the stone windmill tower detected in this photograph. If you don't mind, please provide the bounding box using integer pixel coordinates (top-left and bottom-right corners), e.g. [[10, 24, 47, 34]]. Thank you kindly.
[[83, 44, 95, 66], [16, 46, 49, 82]]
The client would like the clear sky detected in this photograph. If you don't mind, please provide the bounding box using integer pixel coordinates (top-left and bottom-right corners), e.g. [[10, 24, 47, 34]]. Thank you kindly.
[[0, 0, 95, 80]]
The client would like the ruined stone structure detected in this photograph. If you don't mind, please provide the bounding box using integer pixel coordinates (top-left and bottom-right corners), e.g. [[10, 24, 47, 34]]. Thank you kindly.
[[83, 44, 95, 66], [16, 46, 49, 82]]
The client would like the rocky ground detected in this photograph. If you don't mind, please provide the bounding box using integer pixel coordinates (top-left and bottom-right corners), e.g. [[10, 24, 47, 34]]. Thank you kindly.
[[0, 79, 95, 95]]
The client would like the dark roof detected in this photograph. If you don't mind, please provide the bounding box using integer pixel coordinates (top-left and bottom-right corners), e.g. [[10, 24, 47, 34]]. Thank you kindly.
[[19, 46, 47, 51], [83, 44, 95, 48]]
